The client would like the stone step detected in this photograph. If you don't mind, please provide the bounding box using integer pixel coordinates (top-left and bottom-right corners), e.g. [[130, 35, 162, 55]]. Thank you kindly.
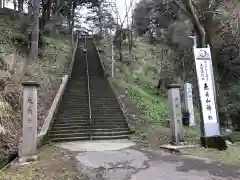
[[90, 111, 124, 115], [59, 101, 89, 104], [51, 126, 90, 131], [91, 135, 130, 140], [52, 122, 89, 127], [52, 123, 128, 130], [90, 93, 115, 96], [54, 119, 89, 124], [90, 95, 117, 98], [60, 101, 89, 105], [66, 80, 87, 83], [51, 128, 130, 135], [65, 87, 86, 90], [54, 120, 127, 125], [90, 89, 114, 92], [65, 86, 88, 90], [50, 132, 89, 138], [90, 107, 122, 110], [57, 113, 89, 117], [93, 106, 122, 109], [64, 90, 88, 94], [50, 136, 90, 142], [57, 107, 89, 111], [57, 112, 88, 115], [61, 96, 88, 100], [51, 127, 129, 133], [61, 96, 89, 100], [90, 119, 126, 122], [56, 113, 89, 117], [50, 130, 130, 139], [54, 124, 128, 129], [90, 101, 119, 104], [49, 135, 130, 142]]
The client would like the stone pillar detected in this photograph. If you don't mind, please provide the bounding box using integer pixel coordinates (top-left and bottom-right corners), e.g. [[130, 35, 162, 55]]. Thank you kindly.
[[19, 81, 39, 162], [167, 84, 184, 144], [184, 83, 195, 126]]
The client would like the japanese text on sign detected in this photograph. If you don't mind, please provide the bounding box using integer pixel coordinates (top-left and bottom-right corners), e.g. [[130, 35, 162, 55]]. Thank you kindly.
[[27, 96, 34, 127], [194, 48, 218, 123]]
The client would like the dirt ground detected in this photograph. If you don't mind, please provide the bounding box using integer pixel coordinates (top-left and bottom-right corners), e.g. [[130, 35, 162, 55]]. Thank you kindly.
[[0, 144, 88, 180]]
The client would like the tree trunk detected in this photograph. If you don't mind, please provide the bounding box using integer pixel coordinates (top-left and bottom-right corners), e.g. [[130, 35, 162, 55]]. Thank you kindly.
[[54, 0, 59, 12], [13, 0, 17, 11], [70, 2, 76, 33], [202, 6, 221, 109], [30, 0, 40, 60], [20, 0, 31, 32], [46, 0, 51, 20], [53, 0, 60, 18], [119, 39, 123, 61], [97, 7, 103, 36], [129, 27, 133, 53], [28, 0, 32, 14], [18, 0, 23, 12], [40, 0, 46, 30], [127, 29, 131, 54], [156, 79, 166, 94]]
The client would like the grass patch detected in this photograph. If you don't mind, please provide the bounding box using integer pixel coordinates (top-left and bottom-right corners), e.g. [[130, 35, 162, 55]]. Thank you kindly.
[[0, 145, 89, 180], [128, 84, 168, 124], [40, 36, 71, 78], [185, 143, 240, 165]]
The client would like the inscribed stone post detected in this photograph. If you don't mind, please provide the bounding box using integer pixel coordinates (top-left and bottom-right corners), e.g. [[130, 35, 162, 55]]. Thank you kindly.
[[193, 47, 226, 150], [19, 81, 39, 158], [167, 84, 184, 144], [184, 83, 195, 126], [193, 47, 220, 137]]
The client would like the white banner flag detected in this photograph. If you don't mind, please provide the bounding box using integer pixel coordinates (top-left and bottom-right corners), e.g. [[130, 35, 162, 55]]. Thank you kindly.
[[194, 47, 218, 124]]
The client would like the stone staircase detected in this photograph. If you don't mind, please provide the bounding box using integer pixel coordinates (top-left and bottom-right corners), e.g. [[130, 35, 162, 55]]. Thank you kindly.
[[49, 37, 131, 142]]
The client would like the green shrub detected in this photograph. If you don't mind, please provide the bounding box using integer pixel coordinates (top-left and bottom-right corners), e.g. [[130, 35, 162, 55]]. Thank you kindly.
[[128, 85, 169, 124], [42, 28, 51, 36], [10, 32, 28, 46]]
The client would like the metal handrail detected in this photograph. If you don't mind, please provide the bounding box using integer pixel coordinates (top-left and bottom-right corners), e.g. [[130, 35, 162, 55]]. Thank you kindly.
[[84, 36, 92, 140]]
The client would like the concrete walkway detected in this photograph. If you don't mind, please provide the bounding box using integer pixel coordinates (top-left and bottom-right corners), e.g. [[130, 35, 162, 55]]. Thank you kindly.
[[56, 140, 240, 180]]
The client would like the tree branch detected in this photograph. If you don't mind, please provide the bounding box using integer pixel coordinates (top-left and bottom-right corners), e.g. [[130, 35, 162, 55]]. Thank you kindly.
[[172, 0, 192, 18]]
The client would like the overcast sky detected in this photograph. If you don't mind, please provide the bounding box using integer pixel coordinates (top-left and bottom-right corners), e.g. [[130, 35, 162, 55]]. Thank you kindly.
[[3, 0, 139, 30], [115, 0, 138, 22]]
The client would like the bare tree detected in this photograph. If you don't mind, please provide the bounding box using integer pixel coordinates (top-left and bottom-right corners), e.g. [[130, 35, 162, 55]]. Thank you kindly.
[[125, 0, 135, 54], [13, 0, 17, 11], [18, 0, 24, 12], [30, 0, 40, 60], [111, 0, 134, 61]]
